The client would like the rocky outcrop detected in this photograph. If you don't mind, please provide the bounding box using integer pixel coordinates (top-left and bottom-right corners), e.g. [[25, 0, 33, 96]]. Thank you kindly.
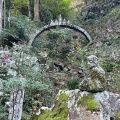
[[29, 55, 119, 120], [30, 89, 120, 120]]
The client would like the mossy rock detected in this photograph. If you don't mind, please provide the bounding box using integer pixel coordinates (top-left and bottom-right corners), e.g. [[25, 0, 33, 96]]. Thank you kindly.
[[115, 112, 120, 120], [30, 93, 69, 120], [78, 94, 99, 112], [82, 69, 106, 92], [86, 99, 99, 112], [88, 79, 104, 92]]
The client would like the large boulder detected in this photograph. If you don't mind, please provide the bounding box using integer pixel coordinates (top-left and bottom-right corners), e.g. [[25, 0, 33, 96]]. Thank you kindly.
[[30, 89, 120, 120]]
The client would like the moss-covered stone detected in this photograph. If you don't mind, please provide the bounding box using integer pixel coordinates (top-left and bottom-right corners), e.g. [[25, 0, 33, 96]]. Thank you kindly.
[[38, 110, 51, 120], [115, 112, 120, 120], [77, 94, 99, 112], [86, 99, 99, 112], [78, 93, 94, 106], [80, 68, 106, 92], [30, 93, 69, 120]]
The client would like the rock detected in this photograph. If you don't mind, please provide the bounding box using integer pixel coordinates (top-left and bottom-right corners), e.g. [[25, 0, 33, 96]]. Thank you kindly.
[[100, 91, 120, 120], [54, 62, 64, 71], [80, 55, 106, 92], [0, 91, 3, 96], [30, 89, 120, 120]]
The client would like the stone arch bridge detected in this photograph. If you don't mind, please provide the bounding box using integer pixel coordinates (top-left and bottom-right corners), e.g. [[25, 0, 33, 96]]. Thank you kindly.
[[29, 15, 92, 45]]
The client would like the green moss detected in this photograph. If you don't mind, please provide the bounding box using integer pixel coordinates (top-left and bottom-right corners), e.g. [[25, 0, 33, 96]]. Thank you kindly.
[[115, 112, 120, 120], [78, 94, 94, 106], [29, 114, 39, 120], [86, 99, 99, 112], [77, 94, 99, 112], [31, 93, 69, 120], [38, 110, 51, 120], [58, 92, 68, 102], [50, 93, 69, 120]]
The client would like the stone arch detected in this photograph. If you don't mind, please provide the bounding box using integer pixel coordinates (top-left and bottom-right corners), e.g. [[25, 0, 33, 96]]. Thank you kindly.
[[30, 17, 92, 45]]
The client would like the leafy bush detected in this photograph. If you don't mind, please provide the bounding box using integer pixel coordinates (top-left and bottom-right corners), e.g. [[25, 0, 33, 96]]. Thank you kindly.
[[67, 79, 79, 90], [2, 15, 41, 46], [0, 43, 55, 119]]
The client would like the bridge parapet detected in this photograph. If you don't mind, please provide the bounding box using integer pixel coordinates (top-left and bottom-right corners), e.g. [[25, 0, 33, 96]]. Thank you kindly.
[[29, 15, 92, 45]]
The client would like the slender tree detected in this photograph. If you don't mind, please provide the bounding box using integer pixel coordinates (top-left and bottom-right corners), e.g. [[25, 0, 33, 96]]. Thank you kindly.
[[34, 0, 40, 21], [0, 0, 3, 45], [28, 0, 32, 18]]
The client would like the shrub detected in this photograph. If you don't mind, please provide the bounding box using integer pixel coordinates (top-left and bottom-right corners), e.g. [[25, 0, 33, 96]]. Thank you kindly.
[[67, 79, 79, 90]]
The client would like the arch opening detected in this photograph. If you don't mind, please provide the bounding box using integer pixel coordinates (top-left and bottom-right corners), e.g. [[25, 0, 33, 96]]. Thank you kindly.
[[30, 22, 92, 45]]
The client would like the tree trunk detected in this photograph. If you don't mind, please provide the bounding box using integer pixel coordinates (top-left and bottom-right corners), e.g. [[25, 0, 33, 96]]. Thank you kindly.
[[8, 77, 25, 120], [0, 0, 3, 45], [28, 0, 32, 18], [8, 89, 24, 120], [34, 0, 40, 21]]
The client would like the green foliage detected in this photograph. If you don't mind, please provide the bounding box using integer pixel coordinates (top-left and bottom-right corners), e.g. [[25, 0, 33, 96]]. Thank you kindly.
[[41, 0, 72, 19], [0, 106, 8, 120], [58, 92, 68, 102], [78, 94, 99, 112], [11, 0, 28, 16], [115, 112, 120, 120], [0, 67, 7, 74], [30, 93, 69, 120], [67, 42, 90, 67], [102, 6, 120, 23], [67, 79, 79, 90], [91, 36, 120, 91], [86, 99, 99, 112], [0, 95, 9, 120], [0, 43, 54, 119], [37, 93, 69, 120], [22, 111, 31, 120], [2, 15, 40, 45], [78, 94, 94, 106], [102, 59, 120, 72], [33, 28, 72, 61]]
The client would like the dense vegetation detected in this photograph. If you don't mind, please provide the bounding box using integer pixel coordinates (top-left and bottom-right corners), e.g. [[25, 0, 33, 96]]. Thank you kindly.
[[0, 0, 120, 120]]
